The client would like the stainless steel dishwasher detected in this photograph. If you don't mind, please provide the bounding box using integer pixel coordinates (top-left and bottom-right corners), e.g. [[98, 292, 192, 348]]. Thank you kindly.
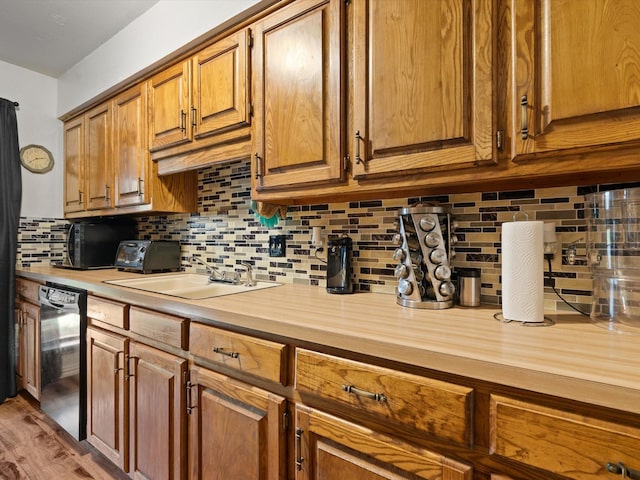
[[38, 284, 87, 441]]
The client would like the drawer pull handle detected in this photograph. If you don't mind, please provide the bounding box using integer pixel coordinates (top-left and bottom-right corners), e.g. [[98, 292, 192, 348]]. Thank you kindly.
[[213, 347, 239, 359], [295, 427, 304, 471], [342, 384, 387, 403], [607, 462, 640, 479]]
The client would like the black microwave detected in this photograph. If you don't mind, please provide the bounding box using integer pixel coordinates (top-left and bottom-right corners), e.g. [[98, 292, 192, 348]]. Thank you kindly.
[[66, 221, 136, 269]]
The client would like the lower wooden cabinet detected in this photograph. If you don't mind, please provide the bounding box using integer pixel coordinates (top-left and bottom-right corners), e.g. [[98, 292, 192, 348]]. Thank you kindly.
[[295, 404, 472, 480], [86, 327, 129, 471], [129, 341, 187, 480], [87, 327, 189, 479], [490, 395, 640, 480], [187, 366, 287, 480], [15, 278, 42, 400], [15, 298, 40, 400]]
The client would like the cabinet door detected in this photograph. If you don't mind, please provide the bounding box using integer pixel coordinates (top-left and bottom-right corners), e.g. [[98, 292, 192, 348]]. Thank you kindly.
[[22, 301, 40, 400], [63, 116, 85, 213], [113, 83, 149, 207], [252, 0, 345, 191], [352, 0, 495, 179], [86, 327, 129, 472], [148, 60, 191, 151], [129, 342, 187, 480], [85, 102, 113, 210], [509, 0, 640, 160], [14, 303, 24, 391], [192, 28, 251, 139], [296, 405, 472, 480], [188, 366, 286, 480]]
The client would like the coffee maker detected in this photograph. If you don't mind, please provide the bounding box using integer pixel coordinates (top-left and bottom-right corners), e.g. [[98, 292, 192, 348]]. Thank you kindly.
[[326, 235, 353, 294]]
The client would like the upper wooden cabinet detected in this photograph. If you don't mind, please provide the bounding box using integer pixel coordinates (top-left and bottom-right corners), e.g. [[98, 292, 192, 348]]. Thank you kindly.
[[148, 60, 191, 150], [252, 0, 346, 191], [64, 102, 113, 214], [505, 0, 640, 161], [85, 102, 113, 211], [63, 83, 197, 219], [148, 28, 252, 173], [351, 0, 495, 179], [113, 83, 150, 208], [192, 29, 251, 140], [63, 116, 85, 214]]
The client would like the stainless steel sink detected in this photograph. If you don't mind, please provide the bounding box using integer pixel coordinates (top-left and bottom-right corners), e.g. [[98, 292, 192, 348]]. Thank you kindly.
[[104, 273, 281, 299]]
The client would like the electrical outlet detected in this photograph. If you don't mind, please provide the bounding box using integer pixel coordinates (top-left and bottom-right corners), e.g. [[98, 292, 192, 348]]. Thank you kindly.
[[269, 235, 286, 257], [553, 232, 585, 271]]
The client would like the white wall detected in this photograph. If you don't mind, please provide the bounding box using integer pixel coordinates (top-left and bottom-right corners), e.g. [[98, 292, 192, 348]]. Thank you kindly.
[[57, 0, 262, 115], [0, 60, 62, 218]]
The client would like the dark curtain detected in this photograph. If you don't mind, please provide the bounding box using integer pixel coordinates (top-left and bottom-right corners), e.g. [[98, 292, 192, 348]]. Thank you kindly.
[[0, 98, 21, 403]]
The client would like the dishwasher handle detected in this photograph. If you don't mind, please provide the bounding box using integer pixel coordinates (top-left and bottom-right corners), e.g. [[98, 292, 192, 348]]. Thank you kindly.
[[39, 286, 82, 312]]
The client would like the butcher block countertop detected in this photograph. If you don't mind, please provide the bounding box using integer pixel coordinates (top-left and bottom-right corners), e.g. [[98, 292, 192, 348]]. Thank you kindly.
[[18, 266, 639, 416]]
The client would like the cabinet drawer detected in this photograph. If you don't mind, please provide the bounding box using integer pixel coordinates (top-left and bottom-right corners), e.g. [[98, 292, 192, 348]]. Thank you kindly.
[[190, 323, 287, 385], [295, 349, 473, 446], [87, 296, 129, 329], [129, 306, 188, 350], [16, 278, 40, 303], [490, 395, 640, 480]]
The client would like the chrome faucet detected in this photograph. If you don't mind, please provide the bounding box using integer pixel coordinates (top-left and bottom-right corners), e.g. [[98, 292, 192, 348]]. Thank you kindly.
[[190, 256, 240, 284], [190, 256, 217, 274], [239, 261, 256, 287]]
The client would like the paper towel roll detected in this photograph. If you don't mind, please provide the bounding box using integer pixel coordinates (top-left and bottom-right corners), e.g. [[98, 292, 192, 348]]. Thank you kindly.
[[501, 220, 545, 323]]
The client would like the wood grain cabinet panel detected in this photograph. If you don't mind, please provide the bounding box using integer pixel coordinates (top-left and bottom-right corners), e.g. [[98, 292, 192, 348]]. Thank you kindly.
[[252, 0, 345, 191], [295, 404, 473, 480], [296, 348, 473, 446], [63, 116, 85, 214], [187, 366, 287, 480], [128, 342, 187, 480], [87, 296, 129, 330], [505, 0, 640, 161], [148, 60, 191, 151], [490, 394, 640, 480], [86, 327, 129, 472], [129, 306, 189, 350], [15, 278, 41, 304], [84, 101, 113, 210], [113, 82, 149, 208], [351, 0, 495, 179], [20, 300, 40, 400], [192, 28, 251, 140], [190, 322, 287, 385], [15, 279, 41, 398]]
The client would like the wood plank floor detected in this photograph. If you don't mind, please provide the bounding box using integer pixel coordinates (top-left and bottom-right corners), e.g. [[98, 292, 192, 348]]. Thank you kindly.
[[0, 393, 127, 480]]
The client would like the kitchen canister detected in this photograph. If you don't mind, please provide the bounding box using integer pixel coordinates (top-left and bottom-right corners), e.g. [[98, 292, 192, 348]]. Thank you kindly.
[[457, 267, 481, 307], [501, 215, 545, 323]]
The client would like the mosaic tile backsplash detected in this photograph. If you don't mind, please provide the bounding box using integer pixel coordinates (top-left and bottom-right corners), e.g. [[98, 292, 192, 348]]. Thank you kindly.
[[20, 158, 640, 313]]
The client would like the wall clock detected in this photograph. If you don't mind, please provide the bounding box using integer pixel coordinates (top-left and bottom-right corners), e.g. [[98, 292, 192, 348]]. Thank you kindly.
[[20, 144, 54, 174]]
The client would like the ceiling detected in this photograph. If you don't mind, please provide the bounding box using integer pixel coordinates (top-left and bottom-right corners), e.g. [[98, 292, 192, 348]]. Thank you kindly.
[[0, 0, 159, 78]]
